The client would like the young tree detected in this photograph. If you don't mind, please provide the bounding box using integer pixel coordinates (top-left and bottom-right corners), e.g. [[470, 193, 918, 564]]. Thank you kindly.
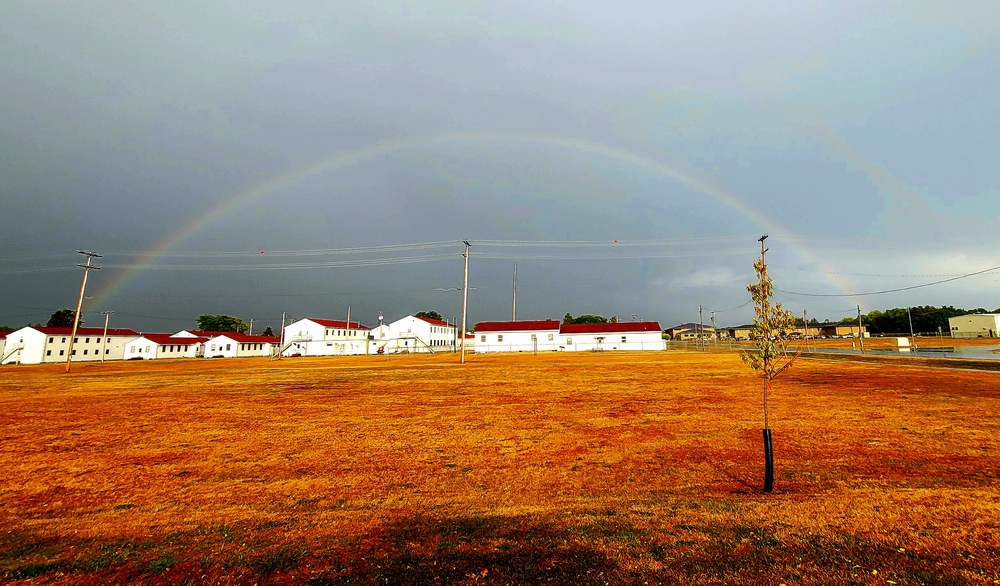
[[260, 326, 275, 337], [415, 311, 443, 321], [740, 235, 797, 492]]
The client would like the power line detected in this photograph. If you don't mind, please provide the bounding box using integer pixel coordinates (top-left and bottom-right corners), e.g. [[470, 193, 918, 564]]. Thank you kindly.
[[775, 266, 1000, 279], [709, 299, 753, 313], [776, 263, 1000, 297]]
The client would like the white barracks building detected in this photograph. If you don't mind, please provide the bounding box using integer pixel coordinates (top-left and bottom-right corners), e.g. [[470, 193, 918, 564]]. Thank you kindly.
[[1, 326, 140, 365]]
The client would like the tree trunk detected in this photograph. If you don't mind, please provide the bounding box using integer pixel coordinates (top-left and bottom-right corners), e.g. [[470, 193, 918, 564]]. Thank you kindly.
[[762, 428, 774, 493]]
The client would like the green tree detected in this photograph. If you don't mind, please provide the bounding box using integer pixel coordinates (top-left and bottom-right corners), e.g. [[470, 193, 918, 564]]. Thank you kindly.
[[571, 314, 608, 324], [415, 311, 443, 321], [260, 326, 275, 337], [47, 309, 79, 328], [563, 313, 574, 324], [196, 314, 248, 333], [741, 239, 797, 493], [0, 325, 14, 332]]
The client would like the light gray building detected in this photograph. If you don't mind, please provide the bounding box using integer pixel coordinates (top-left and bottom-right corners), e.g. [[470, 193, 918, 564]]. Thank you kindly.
[[948, 314, 1000, 339]]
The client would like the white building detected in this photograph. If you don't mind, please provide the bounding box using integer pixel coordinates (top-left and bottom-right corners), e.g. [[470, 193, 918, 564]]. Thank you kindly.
[[471, 320, 664, 353], [1, 326, 140, 365], [374, 315, 457, 354], [0, 331, 8, 361], [281, 318, 370, 357], [203, 333, 280, 358], [948, 314, 1000, 339], [123, 334, 208, 360], [560, 322, 663, 351], [474, 320, 562, 353]]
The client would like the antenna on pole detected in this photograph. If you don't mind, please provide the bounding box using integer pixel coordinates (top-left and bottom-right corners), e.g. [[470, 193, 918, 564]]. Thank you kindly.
[[66, 250, 101, 373]]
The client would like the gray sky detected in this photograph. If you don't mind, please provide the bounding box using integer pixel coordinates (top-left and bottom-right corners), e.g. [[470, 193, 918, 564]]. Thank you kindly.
[[2, 1, 999, 332]]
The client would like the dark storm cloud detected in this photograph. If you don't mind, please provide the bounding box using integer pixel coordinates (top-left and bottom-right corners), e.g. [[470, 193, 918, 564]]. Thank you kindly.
[[2, 1, 998, 331]]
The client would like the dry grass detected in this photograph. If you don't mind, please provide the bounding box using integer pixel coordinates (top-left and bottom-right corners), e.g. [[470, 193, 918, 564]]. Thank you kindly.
[[1, 351, 999, 584]]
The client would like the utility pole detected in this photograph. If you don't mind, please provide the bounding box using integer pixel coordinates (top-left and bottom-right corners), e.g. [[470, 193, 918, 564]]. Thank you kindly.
[[66, 251, 101, 373], [699, 304, 704, 351], [460, 240, 471, 364], [857, 305, 865, 354], [710, 311, 716, 348], [511, 262, 517, 322], [276, 311, 286, 361], [248, 318, 254, 336], [803, 309, 809, 352], [907, 306, 916, 350], [100, 310, 115, 363]]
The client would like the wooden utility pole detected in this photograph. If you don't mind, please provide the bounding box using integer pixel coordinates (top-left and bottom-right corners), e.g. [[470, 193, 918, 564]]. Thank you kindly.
[[66, 251, 101, 373], [460, 240, 471, 364], [857, 305, 865, 354], [100, 310, 114, 363], [699, 305, 705, 351], [511, 262, 517, 322]]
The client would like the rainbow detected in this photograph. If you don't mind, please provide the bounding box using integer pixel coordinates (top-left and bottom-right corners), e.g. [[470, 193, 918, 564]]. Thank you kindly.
[[92, 130, 860, 307]]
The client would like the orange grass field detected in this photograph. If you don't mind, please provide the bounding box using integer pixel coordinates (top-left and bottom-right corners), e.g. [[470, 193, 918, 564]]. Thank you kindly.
[[1, 350, 999, 585]]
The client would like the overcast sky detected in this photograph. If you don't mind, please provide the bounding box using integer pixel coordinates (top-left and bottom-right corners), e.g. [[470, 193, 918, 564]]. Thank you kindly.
[[2, 1, 998, 333]]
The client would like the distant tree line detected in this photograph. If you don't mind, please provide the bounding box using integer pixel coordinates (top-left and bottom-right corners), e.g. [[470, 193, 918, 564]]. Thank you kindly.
[[841, 305, 1000, 335]]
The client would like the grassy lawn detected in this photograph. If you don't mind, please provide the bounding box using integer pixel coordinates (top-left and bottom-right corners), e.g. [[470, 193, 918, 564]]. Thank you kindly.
[[1, 351, 998, 584]]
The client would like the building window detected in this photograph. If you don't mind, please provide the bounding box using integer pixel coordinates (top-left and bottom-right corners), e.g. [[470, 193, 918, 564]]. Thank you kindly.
[[60, 350, 65, 356], [226, 344, 231, 351], [131, 346, 136, 352], [73, 338, 78, 343], [85, 337, 90, 343], [548, 334, 554, 341], [622, 336, 627, 343], [145, 346, 150, 353], [105, 349, 109, 354], [46, 350, 51, 356], [62, 337, 66, 343], [49, 337, 54, 343], [83, 349, 88, 355], [566, 338, 572, 345], [498, 335, 503, 342], [531, 334, 537, 340], [71, 350, 76, 355], [481, 335, 486, 342]]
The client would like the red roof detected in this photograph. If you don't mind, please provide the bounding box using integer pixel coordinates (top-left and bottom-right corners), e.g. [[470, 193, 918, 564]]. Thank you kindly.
[[560, 322, 662, 334], [136, 334, 209, 345], [415, 315, 452, 327], [0, 330, 10, 339], [306, 318, 370, 330], [474, 320, 561, 332], [207, 332, 281, 343], [32, 327, 140, 337]]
